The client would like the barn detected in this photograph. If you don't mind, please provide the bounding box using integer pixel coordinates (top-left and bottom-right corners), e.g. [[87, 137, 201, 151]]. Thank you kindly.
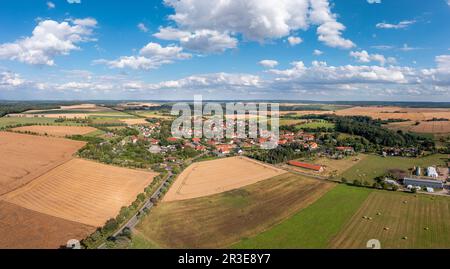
[[288, 160, 324, 172], [403, 177, 444, 189]]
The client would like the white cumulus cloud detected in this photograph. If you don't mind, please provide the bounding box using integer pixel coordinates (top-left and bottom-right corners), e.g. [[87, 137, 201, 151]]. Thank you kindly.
[[288, 36, 303, 46], [157, 0, 354, 51], [259, 60, 279, 68], [0, 72, 25, 88], [0, 18, 97, 66], [94, 42, 192, 70], [313, 49, 324, 56], [350, 50, 396, 65]]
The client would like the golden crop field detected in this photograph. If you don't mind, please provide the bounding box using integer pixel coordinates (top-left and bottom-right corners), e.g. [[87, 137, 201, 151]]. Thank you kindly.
[[0, 132, 86, 195], [336, 106, 450, 121], [410, 121, 450, 134], [2, 159, 158, 227], [12, 125, 98, 137], [164, 157, 287, 202], [120, 118, 151, 125]]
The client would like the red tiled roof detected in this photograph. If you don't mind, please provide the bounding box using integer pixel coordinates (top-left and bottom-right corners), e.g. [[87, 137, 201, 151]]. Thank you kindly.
[[167, 137, 179, 142], [288, 161, 323, 171], [336, 146, 354, 151]]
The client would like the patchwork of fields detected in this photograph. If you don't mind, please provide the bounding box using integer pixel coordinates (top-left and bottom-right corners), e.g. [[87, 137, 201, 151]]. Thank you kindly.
[[137, 173, 335, 248], [0, 129, 158, 248], [234, 185, 372, 248]]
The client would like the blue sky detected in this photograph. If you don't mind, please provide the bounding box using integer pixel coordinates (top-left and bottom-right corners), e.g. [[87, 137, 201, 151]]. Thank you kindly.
[[0, 0, 449, 101]]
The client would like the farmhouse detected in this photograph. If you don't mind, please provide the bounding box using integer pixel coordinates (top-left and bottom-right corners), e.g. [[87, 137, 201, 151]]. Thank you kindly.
[[216, 144, 234, 154], [288, 160, 324, 172], [403, 177, 445, 189]]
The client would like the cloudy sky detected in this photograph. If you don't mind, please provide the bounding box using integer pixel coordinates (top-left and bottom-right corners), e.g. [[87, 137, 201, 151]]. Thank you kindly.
[[0, 0, 449, 101]]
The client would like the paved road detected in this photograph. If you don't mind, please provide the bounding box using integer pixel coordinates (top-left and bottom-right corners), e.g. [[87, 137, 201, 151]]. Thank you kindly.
[[97, 152, 208, 248], [98, 171, 173, 249]]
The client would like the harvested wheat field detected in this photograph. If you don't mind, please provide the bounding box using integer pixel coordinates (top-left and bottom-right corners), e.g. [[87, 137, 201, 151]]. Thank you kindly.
[[12, 125, 98, 137], [410, 121, 450, 134], [137, 173, 335, 248], [120, 118, 150, 125], [0, 201, 95, 249], [1, 158, 157, 227], [329, 191, 450, 248], [164, 157, 286, 202], [0, 132, 86, 195], [336, 106, 450, 121]]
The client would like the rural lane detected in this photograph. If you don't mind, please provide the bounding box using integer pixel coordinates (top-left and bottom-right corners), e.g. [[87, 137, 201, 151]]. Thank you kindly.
[[98, 171, 173, 249]]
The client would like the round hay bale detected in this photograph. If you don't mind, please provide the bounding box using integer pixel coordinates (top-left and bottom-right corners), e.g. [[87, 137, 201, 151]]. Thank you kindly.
[[424, 227, 429, 231], [377, 212, 382, 216], [384, 227, 390, 231], [402, 236, 408, 240]]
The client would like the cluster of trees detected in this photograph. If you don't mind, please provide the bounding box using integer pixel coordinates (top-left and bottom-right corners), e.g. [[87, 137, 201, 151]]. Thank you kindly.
[[340, 177, 399, 191], [78, 140, 163, 169], [301, 114, 434, 150], [280, 124, 334, 133], [247, 143, 311, 164], [0, 102, 64, 117]]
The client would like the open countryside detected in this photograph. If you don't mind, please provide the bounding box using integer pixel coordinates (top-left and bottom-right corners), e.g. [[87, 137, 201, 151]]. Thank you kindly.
[[136, 173, 335, 248], [1, 100, 449, 250]]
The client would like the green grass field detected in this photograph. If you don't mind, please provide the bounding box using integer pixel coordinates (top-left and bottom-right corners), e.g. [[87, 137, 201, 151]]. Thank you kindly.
[[330, 191, 450, 248], [0, 117, 86, 128], [128, 232, 160, 249], [295, 120, 335, 130], [134, 173, 334, 248], [340, 154, 448, 184], [233, 185, 372, 249], [279, 119, 305, 126]]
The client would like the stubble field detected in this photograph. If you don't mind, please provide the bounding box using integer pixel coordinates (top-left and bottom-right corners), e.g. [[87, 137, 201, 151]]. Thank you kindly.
[[164, 157, 287, 202], [1, 158, 158, 227], [11, 125, 98, 137], [0, 201, 95, 249], [329, 191, 450, 248], [0, 132, 86, 195], [136, 173, 335, 248]]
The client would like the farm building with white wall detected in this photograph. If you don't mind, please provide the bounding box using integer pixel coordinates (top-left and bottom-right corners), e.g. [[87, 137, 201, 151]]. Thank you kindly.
[[403, 177, 444, 189]]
